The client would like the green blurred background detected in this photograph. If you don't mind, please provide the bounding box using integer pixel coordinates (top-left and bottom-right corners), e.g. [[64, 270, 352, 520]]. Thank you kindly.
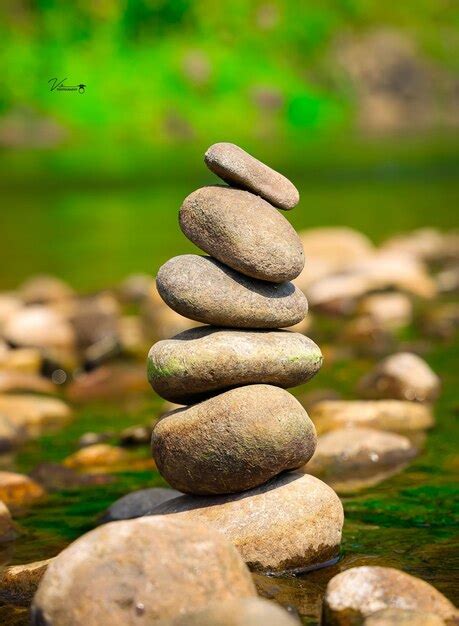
[[0, 0, 458, 289]]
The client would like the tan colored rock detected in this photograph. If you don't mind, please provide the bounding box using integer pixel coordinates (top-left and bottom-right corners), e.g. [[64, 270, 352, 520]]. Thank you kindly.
[[311, 400, 434, 434], [0, 472, 46, 508], [31, 517, 256, 626], [179, 186, 304, 282], [67, 364, 149, 402], [0, 499, 18, 542], [323, 566, 457, 625], [0, 394, 72, 437], [164, 597, 300, 625], [0, 415, 23, 452], [63, 444, 130, 471], [156, 255, 308, 328], [204, 142, 299, 210], [0, 371, 56, 394], [0, 558, 52, 605], [3, 305, 75, 349], [303, 427, 417, 493], [358, 352, 441, 402], [141, 282, 202, 341], [0, 347, 42, 374], [152, 385, 317, 495], [381, 228, 459, 264], [364, 608, 446, 625], [0, 294, 22, 330], [18, 275, 74, 304], [117, 274, 154, 303], [358, 293, 413, 329], [152, 472, 343, 574], [148, 327, 322, 404]]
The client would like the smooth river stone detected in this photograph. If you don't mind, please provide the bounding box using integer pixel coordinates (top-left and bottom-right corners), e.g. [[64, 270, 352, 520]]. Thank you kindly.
[[179, 186, 304, 282], [148, 327, 322, 404], [152, 472, 344, 574], [204, 142, 299, 210], [152, 385, 317, 495], [32, 517, 256, 626], [156, 255, 308, 328], [323, 566, 458, 626]]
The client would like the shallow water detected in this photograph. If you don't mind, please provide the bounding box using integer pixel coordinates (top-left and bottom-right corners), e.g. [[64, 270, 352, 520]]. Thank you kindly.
[[0, 145, 458, 624]]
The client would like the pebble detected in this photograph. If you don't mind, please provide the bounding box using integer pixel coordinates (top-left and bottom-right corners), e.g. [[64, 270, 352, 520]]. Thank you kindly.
[[148, 327, 322, 404], [119, 425, 152, 447], [163, 597, 300, 625], [322, 566, 457, 625], [0, 347, 42, 374], [0, 499, 18, 542], [156, 255, 308, 328], [152, 472, 343, 574], [381, 228, 459, 264], [152, 385, 317, 495], [358, 292, 413, 329], [3, 305, 75, 349], [0, 558, 52, 606], [18, 275, 74, 304], [311, 400, 434, 434], [117, 274, 153, 303], [0, 472, 46, 509], [0, 416, 24, 452], [0, 371, 56, 395], [0, 394, 72, 438], [99, 487, 182, 524], [179, 186, 304, 282], [204, 142, 299, 210], [63, 444, 130, 471], [77, 431, 112, 448], [357, 352, 441, 402], [31, 517, 256, 625], [30, 463, 113, 491], [67, 364, 149, 402], [0, 294, 22, 329], [364, 608, 446, 625], [303, 427, 417, 493]]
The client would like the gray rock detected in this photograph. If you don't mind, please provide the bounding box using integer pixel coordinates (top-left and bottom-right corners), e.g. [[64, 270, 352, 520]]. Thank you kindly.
[[100, 487, 182, 523], [148, 327, 322, 404], [179, 186, 304, 282], [152, 385, 317, 495], [323, 566, 457, 625], [152, 472, 344, 574], [156, 255, 308, 328], [204, 142, 299, 210], [32, 517, 256, 626]]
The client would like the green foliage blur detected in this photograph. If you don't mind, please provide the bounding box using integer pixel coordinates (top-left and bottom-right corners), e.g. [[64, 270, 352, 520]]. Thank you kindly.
[[1, 0, 458, 157]]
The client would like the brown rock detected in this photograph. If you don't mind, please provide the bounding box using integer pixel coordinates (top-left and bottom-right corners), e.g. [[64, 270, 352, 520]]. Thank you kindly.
[[358, 293, 413, 329], [99, 487, 182, 524], [0, 371, 56, 395], [164, 597, 300, 625], [156, 255, 308, 328], [179, 186, 304, 282], [63, 444, 130, 471], [311, 400, 434, 434], [0, 558, 52, 605], [152, 385, 317, 495], [67, 364, 149, 402], [0, 499, 18, 542], [323, 566, 457, 625], [148, 327, 322, 404], [31, 517, 256, 625], [30, 463, 113, 492], [0, 347, 42, 374], [0, 416, 23, 452], [152, 472, 343, 574], [204, 142, 299, 210], [18, 275, 74, 304], [0, 472, 46, 509], [364, 608, 446, 625], [357, 352, 441, 402], [0, 394, 72, 438]]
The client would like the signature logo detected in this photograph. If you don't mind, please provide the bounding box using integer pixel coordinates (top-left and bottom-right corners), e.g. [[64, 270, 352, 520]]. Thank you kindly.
[[48, 78, 86, 94]]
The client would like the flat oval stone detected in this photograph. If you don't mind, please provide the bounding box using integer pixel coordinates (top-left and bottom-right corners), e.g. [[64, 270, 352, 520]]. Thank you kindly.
[[148, 327, 322, 404], [204, 143, 299, 210], [179, 186, 304, 282], [152, 472, 343, 574], [156, 255, 308, 328], [152, 385, 317, 495]]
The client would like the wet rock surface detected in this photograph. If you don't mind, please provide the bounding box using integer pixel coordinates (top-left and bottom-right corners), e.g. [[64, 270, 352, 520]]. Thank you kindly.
[[148, 327, 322, 403], [152, 385, 317, 494]]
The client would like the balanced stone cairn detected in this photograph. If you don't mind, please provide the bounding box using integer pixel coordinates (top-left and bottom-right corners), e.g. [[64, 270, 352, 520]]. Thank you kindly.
[[148, 142, 343, 573]]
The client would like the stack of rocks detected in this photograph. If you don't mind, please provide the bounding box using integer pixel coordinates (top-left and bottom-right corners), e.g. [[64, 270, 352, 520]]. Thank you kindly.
[[148, 142, 343, 574]]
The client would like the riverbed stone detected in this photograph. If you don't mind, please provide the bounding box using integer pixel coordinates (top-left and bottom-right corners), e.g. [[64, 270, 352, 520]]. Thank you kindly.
[[163, 597, 300, 625], [31, 517, 256, 626], [179, 186, 304, 282], [100, 487, 182, 523], [204, 142, 299, 210], [311, 400, 434, 434], [357, 352, 441, 402], [63, 444, 130, 471], [3, 305, 75, 350], [148, 327, 322, 404], [303, 427, 417, 493], [152, 385, 317, 495], [0, 558, 52, 605], [364, 608, 446, 625], [152, 471, 343, 574], [0, 499, 17, 542], [156, 255, 308, 328], [18, 275, 74, 304], [322, 566, 458, 625], [0, 394, 72, 438], [0, 472, 46, 509]]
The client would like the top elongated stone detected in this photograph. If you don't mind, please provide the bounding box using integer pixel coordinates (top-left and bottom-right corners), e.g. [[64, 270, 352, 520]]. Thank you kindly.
[[180, 187, 304, 283], [156, 255, 308, 329], [204, 143, 299, 210]]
